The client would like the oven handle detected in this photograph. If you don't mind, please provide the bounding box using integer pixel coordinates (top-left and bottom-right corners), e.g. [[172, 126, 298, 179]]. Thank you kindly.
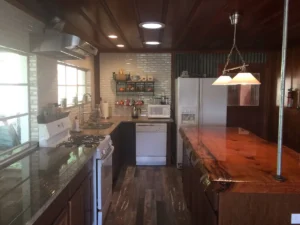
[[101, 146, 114, 164]]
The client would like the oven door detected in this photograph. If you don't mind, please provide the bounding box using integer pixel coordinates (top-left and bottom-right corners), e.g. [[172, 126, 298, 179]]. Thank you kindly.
[[96, 146, 114, 223]]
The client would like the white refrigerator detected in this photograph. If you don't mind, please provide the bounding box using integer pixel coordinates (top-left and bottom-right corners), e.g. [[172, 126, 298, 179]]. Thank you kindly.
[[175, 77, 228, 168]]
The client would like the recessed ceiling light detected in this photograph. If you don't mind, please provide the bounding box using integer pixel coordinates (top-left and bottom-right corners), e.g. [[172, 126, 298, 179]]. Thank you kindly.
[[116, 44, 125, 48], [126, 62, 131, 65], [108, 35, 118, 39], [139, 22, 165, 29], [144, 41, 161, 45]]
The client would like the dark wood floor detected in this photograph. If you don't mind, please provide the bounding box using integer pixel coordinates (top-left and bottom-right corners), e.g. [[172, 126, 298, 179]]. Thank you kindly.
[[104, 166, 191, 225]]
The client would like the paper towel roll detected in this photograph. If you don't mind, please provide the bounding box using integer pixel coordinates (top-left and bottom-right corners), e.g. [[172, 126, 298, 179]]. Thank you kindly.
[[102, 102, 109, 119]]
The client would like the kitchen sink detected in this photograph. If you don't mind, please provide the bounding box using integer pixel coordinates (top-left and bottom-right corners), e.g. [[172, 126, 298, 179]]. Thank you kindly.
[[81, 122, 113, 129]]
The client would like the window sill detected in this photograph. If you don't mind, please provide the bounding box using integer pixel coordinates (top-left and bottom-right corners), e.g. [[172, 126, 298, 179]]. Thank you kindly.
[[60, 101, 92, 110]]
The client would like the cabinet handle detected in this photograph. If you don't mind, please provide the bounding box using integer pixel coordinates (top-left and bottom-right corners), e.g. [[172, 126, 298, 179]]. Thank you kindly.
[[200, 174, 211, 191]]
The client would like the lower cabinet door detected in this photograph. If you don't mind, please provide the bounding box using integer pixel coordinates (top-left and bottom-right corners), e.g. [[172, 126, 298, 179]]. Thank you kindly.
[[69, 186, 85, 225], [120, 123, 136, 165], [83, 173, 94, 225], [191, 169, 218, 225], [53, 207, 69, 225], [69, 174, 94, 225]]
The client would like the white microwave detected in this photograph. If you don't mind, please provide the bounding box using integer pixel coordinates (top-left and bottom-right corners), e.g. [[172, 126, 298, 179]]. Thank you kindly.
[[147, 104, 171, 118]]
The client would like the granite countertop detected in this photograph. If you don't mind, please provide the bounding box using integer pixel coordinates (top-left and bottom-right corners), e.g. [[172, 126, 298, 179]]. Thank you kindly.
[[0, 146, 96, 225], [104, 116, 173, 124], [180, 125, 300, 193], [0, 116, 173, 225], [74, 116, 173, 136]]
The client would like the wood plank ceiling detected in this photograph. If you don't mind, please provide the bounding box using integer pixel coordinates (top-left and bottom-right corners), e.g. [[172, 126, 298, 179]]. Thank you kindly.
[[7, 0, 300, 51]]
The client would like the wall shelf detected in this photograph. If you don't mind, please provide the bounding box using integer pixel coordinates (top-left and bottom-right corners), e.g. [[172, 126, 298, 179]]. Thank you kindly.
[[115, 80, 155, 96]]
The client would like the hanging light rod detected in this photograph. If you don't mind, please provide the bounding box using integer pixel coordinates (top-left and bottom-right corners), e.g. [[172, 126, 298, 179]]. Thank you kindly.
[[212, 12, 260, 86], [224, 64, 249, 73]]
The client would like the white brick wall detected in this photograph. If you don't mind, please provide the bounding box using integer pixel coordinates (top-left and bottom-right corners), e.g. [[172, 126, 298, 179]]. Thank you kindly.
[[1, 0, 93, 140], [100, 53, 171, 116], [29, 55, 39, 141], [0, 0, 44, 52]]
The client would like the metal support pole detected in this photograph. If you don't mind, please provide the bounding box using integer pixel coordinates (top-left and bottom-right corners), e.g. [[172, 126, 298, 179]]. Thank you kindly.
[[275, 0, 289, 182]]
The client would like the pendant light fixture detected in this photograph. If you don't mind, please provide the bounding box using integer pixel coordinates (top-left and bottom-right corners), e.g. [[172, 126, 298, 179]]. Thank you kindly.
[[213, 12, 261, 85]]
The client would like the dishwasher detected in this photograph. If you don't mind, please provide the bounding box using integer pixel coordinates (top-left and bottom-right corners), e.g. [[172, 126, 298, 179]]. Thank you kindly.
[[136, 123, 167, 165]]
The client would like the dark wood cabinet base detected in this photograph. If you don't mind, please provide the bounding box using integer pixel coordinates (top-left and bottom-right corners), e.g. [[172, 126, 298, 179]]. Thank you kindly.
[[182, 141, 300, 225], [33, 160, 94, 225]]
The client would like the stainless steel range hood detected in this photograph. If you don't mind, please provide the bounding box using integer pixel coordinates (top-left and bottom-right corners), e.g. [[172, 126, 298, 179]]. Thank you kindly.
[[30, 29, 98, 60]]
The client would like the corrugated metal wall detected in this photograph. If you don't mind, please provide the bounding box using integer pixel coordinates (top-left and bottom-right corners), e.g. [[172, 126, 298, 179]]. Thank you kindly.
[[174, 52, 267, 78]]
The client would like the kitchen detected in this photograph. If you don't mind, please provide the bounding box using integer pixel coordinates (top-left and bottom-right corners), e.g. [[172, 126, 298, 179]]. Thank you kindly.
[[1, 0, 300, 225]]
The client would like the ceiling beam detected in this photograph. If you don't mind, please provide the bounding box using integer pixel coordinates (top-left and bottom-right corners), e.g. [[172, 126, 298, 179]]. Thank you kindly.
[[174, 0, 204, 48], [194, 3, 228, 49], [47, 4, 105, 49], [251, 0, 273, 14], [158, 0, 170, 49], [133, 0, 145, 48], [97, 0, 132, 49], [247, 10, 282, 37], [79, 8, 115, 48]]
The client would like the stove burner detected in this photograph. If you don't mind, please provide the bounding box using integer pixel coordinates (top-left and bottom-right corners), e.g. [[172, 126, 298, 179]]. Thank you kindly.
[[57, 135, 105, 148]]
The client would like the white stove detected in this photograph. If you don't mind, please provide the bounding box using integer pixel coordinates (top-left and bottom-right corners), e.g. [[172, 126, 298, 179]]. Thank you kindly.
[[38, 116, 71, 147], [93, 135, 114, 225], [38, 116, 114, 225]]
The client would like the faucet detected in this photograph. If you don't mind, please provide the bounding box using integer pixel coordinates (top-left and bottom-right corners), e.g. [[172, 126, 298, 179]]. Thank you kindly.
[[78, 93, 92, 125]]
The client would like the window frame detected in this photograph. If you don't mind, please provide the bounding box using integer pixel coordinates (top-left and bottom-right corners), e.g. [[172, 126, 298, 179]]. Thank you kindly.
[[0, 48, 31, 159], [57, 63, 88, 105]]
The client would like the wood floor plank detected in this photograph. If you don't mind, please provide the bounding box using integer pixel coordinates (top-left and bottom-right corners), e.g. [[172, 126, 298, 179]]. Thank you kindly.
[[138, 168, 147, 197], [146, 167, 155, 190], [154, 167, 164, 201], [135, 198, 145, 225], [105, 166, 191, 225], [112, 167, 136, 225], [124, 178, 139, 225], [163, 167, 191, 225], [161, 168, 178, 225], [144, 189, 157, 225], [157, 200, 171, 225]]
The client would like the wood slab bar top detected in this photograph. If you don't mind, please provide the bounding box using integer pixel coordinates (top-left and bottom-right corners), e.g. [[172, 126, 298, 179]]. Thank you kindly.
[[180, 126, 300, 193]]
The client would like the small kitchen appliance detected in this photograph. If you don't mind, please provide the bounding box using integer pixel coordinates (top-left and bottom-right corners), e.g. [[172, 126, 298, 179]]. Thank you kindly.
[[136, 123, 167, 165], [147, 104, 171, 118], [131, 106, 141, 118]]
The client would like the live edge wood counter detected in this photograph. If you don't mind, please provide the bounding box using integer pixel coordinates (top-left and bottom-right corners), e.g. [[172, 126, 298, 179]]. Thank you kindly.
[[180, 126, 300, 225]]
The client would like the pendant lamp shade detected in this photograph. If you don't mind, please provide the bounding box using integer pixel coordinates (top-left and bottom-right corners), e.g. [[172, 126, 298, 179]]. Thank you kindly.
[[229, 72, 261, 85], [212, 75, 232, 85]]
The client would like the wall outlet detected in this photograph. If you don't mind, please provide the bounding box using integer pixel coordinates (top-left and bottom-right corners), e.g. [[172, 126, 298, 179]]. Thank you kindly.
[[291, 214, 300, 224]]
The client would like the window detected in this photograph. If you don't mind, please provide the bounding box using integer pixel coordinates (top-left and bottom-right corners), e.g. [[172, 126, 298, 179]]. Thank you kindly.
[[57, 64, 87, 105], [0, 50, 29, 154]]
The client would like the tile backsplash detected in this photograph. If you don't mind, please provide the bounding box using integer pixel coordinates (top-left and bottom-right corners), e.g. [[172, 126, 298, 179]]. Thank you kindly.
[[100, 53, 171, 116]]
